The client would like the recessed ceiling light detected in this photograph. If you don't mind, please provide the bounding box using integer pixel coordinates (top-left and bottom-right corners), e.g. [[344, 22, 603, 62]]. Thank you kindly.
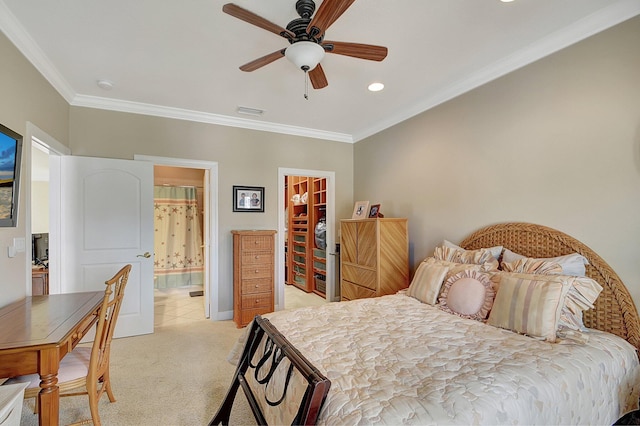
[[368, 82, 384, 92], [96, 79, 114, 90], [501, 0, 515, 2], [236, 106, 264, 116]]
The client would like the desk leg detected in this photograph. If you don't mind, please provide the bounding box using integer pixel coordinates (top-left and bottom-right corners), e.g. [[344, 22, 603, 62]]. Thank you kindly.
[[38, 347, 60, 426]]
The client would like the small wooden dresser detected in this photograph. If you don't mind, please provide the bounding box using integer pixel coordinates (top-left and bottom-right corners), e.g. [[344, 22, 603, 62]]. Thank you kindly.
[[340, 218, 409, 301], [232, 230, 276, 327]]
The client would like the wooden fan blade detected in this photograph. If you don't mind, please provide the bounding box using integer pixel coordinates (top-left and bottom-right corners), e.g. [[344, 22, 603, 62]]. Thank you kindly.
[[309, 64, 328, 89], [323, 41, 388, 61], [223, 4, 294, 39], [240, 49, 286, 72], [307, 0, 356, 38]]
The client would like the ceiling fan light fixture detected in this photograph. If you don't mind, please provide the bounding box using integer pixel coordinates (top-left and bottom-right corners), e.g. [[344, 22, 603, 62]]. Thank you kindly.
[[285, 41, 325, 72]]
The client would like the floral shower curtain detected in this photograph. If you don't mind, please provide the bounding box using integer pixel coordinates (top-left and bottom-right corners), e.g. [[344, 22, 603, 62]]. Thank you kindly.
[[154, 186, 204, 288]]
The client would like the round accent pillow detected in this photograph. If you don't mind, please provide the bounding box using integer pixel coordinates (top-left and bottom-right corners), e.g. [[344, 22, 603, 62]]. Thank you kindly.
[[438, 270, 495, 321]]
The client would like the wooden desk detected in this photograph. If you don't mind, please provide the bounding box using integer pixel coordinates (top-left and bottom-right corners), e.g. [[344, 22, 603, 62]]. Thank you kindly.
[[0, 291, 103, 426]]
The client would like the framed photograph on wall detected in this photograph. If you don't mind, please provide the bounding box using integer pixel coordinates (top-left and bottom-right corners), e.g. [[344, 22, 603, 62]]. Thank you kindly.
[[233, 185, 264, 212], [351, 201, 369, 219], [368, 204, 381, 218]]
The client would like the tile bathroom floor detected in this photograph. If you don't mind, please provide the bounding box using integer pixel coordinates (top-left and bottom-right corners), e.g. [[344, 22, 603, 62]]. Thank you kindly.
[[154, 286, 206, 328]]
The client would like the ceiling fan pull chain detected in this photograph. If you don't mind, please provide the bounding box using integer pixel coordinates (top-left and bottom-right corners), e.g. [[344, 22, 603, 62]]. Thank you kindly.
[[304, 70, 309, 100]]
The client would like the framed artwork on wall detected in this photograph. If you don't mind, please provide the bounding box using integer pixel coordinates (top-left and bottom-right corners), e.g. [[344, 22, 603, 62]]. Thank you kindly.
[[351, 201, 369, 219], [233, 185, 264, 212]]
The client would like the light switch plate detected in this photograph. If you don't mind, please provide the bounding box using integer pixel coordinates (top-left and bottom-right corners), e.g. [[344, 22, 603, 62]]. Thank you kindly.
[[13, 237, 26, 252]]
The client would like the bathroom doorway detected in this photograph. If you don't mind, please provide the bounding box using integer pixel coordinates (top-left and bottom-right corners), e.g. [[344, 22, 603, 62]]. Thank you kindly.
[[153, 165, 207, 326]]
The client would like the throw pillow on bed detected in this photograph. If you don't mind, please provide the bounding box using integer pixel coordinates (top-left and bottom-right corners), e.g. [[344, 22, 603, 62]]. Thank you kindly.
[[442, 240, 503, 261], [437, 270, 496, 322], [487, 273, 572, 342], [408, 258, 489, 305], [501, 258, 563, 275], [433, 246, 499, 271], [407, 259, 450, 305], [501, 248, 589, 276]]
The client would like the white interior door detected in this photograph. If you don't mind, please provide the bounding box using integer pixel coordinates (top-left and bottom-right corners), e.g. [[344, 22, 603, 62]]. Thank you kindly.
[[60, 156, 154, 337]]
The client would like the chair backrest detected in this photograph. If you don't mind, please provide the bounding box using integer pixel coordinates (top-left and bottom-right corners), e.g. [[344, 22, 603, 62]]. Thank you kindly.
[[87, 264, 132, 385]]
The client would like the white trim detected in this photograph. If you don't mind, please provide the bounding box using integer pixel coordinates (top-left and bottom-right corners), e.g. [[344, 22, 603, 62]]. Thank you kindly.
[[24, 122, 70, 296], [74, 96, 353, 143], [278, 168, 337, 311], [3, 1, 638, 142], [0, 2, 75, 103], [134, 154, 220, 321], [352, 0, 640, 142]]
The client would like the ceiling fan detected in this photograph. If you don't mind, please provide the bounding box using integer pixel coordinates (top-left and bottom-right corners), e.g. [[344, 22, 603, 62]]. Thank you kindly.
[[222, 0, 388, 91]]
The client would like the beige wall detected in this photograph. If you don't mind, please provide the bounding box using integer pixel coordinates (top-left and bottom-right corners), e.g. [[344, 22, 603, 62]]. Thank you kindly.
[[68, 107, 354, 313], [0, 32, 69, 306], [31, 181, 50, 234], [355, 17, 640, 306]]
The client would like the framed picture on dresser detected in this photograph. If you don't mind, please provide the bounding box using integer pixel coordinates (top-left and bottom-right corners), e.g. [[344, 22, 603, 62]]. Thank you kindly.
[[351, 201, 369, 219]]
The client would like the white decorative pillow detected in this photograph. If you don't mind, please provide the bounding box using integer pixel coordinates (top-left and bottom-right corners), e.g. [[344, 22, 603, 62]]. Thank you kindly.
[[433, 246, 499, 272], [487, 273, 572, 342], [443, 240, 503, 261], [407, 259, 450, 305], [438, 270, 495, 321], [502, 248, 589, 276]]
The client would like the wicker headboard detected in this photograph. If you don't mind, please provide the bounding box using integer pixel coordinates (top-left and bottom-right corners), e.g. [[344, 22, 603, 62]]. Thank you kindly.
[[459, 222, 640, 351]]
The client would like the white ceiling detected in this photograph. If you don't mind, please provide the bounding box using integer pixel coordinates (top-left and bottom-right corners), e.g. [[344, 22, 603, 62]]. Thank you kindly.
[[1, 0, 639, 143]]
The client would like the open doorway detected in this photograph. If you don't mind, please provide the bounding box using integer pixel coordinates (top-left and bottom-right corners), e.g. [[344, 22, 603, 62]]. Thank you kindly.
[[25, 122, 70, 296], [278, 168, 337, 312], [134, 154, 220, 325], [152, 165, 207, 327]]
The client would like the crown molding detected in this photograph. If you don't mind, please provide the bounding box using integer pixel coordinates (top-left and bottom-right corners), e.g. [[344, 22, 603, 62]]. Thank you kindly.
[[72, 95, 354, 143], [0, 1, 76, 103], [2, 0, 638, 144], [352, 0, 640, 142]]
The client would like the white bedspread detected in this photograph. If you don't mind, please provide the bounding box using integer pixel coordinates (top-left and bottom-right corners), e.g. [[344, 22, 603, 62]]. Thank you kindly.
[[233, 293, 640, 425]]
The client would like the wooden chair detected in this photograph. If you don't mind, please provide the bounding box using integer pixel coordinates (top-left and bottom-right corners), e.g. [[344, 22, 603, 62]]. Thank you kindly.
[[4, 264, 131, 425]]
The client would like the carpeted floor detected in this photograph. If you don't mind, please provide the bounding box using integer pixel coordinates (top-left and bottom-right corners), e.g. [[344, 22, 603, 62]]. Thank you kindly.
[[19, 319, 256, 426], [18, 285, 325, 425]]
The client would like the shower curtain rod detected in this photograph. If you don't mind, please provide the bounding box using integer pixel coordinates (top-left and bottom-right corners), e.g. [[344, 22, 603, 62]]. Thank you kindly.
[[157, 184, 204, 189]]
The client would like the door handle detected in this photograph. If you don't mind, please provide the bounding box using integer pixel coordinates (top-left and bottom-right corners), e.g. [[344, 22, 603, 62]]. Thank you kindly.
[[137, 252, 151, 258]]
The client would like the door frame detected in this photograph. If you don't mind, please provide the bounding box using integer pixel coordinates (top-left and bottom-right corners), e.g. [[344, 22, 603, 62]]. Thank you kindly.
[[134, 155, 219, 320], [278, 168, 337, 307], [24, 122, 70, 295]]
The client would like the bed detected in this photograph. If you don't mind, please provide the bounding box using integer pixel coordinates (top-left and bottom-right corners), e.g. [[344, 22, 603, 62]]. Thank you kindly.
[[211, 222, 640, 425]]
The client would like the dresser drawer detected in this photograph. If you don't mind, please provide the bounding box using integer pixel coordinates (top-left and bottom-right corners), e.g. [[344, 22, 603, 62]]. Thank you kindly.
[[241, 292, 272, 310], [341, 281, 376, 301], [240, 307, 272, 327], [341, 264, 377, 290], [241, 264, 272, 280], [240, 235, 274, 251], [241, 251, 272, 265], [242, 279, 272, 295]]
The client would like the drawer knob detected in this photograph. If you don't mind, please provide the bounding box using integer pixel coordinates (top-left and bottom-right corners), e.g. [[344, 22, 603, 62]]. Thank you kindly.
[[255, 255, 259, 259], [255, 284, 259, 288], [254, 241, 259, 244], [255, 299, 260, 304], [255, 269, 259, 273]]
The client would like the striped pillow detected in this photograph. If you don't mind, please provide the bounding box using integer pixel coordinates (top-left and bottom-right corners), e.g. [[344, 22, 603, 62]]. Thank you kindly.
[[407, 259, 450, 305], [487, 273, 571, 342]]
